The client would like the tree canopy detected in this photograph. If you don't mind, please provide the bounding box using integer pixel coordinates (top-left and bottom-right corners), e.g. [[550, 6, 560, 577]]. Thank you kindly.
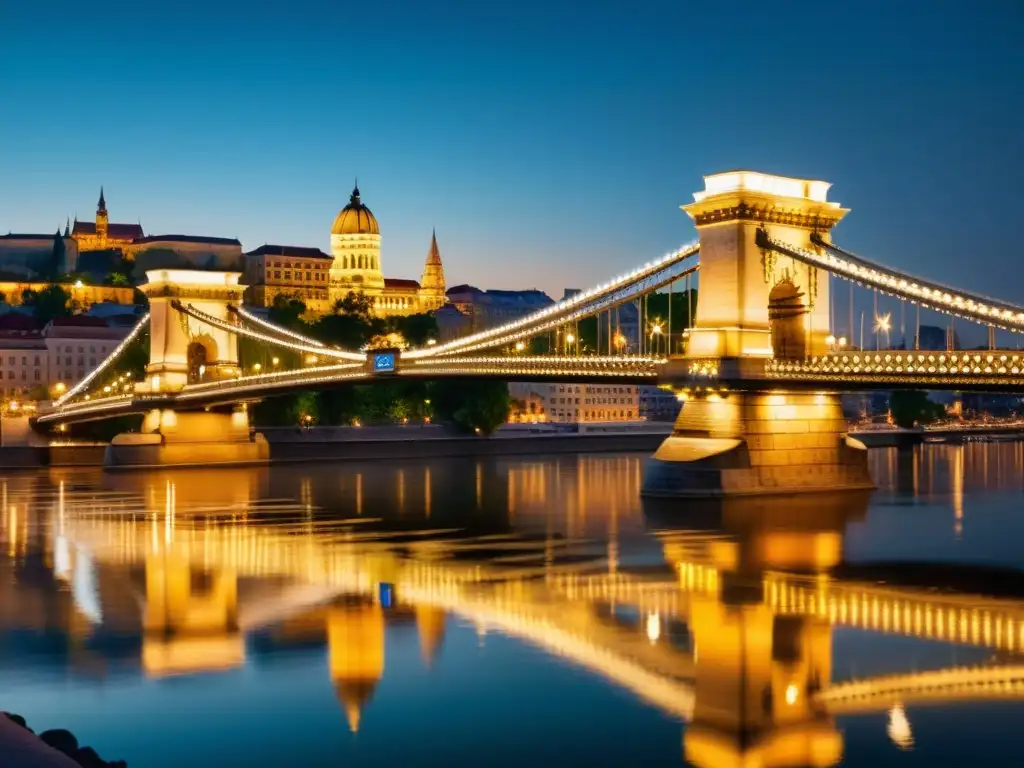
[[889, 390, 945, 428], [248, 292, 499, 433]]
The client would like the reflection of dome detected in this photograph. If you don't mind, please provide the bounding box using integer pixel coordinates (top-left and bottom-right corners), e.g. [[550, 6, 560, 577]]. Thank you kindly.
[[335, 678, 379, 733], [331, 185, 380, 235]]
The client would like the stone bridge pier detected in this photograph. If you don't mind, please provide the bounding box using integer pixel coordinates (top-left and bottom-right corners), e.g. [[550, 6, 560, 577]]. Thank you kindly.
[[105, 267, 269, 469], [643, 172, 873, 497]]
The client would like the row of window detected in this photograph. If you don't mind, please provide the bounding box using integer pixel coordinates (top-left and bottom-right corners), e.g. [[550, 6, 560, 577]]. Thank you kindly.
[[553, 385, 635, 394], [58, 345, 108, 354], [547, 409, 639, 422], [4, 370, 41, 381], [550, 396, 633, 406], [267, 261, 328, 270], [271, 270, 328, 282]]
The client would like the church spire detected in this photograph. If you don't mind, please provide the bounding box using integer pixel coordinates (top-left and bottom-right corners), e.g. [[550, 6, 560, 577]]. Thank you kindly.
[[63, 217, 70, 237], [97, 186, 107, 214], [426, 228, 442, 266], [419, 229, 446, 307]]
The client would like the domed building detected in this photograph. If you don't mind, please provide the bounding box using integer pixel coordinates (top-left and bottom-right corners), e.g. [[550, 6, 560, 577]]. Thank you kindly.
[[327, 184, 446, 317], [244, 184, 447, 317]]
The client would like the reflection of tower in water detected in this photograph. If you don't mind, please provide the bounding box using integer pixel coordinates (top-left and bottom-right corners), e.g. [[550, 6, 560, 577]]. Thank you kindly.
[[327, 600, 385, 734], [647, 492, 871, 768]]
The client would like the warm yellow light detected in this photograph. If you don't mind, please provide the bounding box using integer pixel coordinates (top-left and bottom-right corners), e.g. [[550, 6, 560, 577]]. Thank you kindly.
[[9, 401, 19, 411], [272, 357, 280, 366], [427, 338, 437, 346], [825, 334, 836, 346], [74, 280, 83, 289], [54, 382, 66, 393], [253, 363, 262, 372], [838, 336, 848, 347], [651, 323, 662, 335], [103, 386, 111, 393], [565, 333, 575, 344], [514, 341, 525, 352], [875, 314, 891, 333], [785, 684, 799, 706], [646, 612, 661, 643]]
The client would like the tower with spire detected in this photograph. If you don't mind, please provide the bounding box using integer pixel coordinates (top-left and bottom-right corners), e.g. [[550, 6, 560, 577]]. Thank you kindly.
[[418, 229, 447, 311], [70, 186, 144, 255], [95, 187, 109, 244]]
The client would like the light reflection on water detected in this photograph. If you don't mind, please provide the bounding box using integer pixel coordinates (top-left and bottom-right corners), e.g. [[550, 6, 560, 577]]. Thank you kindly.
[[1, 445, 1024, 766]]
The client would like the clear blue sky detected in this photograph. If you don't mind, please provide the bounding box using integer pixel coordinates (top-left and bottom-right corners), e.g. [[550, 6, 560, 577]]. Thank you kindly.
[[1, 0, 1021, 311]]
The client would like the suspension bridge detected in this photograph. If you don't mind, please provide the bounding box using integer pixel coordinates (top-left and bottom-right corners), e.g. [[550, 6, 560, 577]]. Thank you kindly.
[[16, 170, 1024, 492]]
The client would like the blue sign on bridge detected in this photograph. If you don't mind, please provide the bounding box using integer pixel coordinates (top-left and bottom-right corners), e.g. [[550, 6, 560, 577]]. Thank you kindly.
[[373, 352, 396, 373]]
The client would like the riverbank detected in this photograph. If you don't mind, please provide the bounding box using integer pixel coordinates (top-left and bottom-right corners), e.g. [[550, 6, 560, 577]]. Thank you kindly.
[[0, 424, 674, 470], [0, 713, 124, 767]]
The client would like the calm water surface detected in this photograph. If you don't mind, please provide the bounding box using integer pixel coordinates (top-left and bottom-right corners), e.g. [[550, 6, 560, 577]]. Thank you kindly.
[[3, 444, 1024, 766]]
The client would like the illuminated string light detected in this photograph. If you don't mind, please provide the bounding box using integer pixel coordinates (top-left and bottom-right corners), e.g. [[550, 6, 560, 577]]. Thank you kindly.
[[54, 313, 150, 408], [232, 305, 327, 348], [765, 234, 1024, 333], [406, 243, 700, 359], [177, 303, 365, 361]]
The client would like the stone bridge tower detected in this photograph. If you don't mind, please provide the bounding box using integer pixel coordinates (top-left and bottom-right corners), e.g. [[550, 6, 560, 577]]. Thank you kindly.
[[642, 171, 872, 498], [683, 171, 847, 360], [106, 265, 268, 468]]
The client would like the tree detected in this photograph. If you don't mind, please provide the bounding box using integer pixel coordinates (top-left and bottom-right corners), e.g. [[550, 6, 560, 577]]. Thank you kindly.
[[269, 293, 308, 330], [23, 284, 72, 325], [389, 312, 438, 347], [49, 231, 66, 280], [107, 272, 130, 287], [334, 291, 375, 321], [430, 380, 510, 435], [889, 390, 945, 428]]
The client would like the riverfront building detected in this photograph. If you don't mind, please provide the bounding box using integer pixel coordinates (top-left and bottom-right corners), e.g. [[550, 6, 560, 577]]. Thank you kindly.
[[244, 185, 447, 318]]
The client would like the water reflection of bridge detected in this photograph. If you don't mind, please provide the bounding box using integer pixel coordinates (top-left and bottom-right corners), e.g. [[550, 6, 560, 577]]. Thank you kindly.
[[3, 449, 1024, 766]]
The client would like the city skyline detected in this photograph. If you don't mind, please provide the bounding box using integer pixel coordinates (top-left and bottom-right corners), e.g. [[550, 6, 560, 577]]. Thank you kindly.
[[1, 1, 1022, 304]]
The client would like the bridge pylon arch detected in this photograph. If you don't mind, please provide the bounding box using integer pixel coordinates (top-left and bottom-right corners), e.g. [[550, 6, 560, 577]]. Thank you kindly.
[[106, 266, 269, 469], [643, 172, 872, 498]]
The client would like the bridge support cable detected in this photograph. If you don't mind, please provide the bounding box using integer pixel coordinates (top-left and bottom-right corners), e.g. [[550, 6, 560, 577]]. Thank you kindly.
[[53, 313, 151, 408], [174, 302, 366, 362], [406, 244, 700, 360], [759, 230, 1024, 334], [230, 305, 327, 349], [174, 368, 370, 403]]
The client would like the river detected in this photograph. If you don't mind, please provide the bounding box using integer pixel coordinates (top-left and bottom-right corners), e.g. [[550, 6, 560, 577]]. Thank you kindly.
[[2, 443, 1024, 766]]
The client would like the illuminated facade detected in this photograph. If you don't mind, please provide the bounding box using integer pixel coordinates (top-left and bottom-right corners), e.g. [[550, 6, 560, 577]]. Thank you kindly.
[[243, 245, 332, 312], [71, 188, 144, 255], [507, 382, 640, 424], [327, 185, 446, 317], [0, 314, 132, 398]]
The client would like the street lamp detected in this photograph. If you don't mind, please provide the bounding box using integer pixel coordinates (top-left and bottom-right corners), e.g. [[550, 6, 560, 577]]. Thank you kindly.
[[650, 322, 663, 355], [253, 363, 262, 373], [426, 338, 437, 346], [565, 332, 575, 355], [272, 357, 280, 367], [874, 314, 892, 349], [514, 341, 525, 352]]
